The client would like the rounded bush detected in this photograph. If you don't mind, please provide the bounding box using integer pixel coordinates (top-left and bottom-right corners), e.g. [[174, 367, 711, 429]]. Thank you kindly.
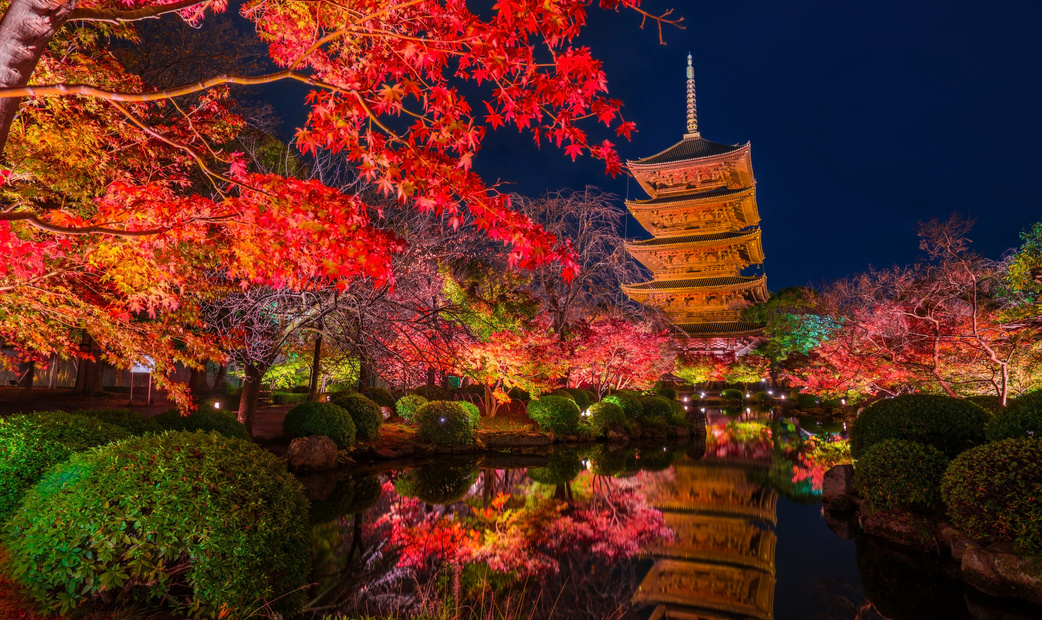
[[795, 393, 819, 409], [395, 461, 478, 504], [272, 391, 307, 405], [656, 387, 678, 401], [565, 388, 596, 410], [849, 394, 988, 459], [942, 438, 1042, 556], [412, 384, 449, 401], [458, 401, 481, 427], [527, 451, 583, 485], [721, 388, 745, 401], [395, 394, 428, 422], [360, 386, 396, 409], [966, 395, 1005, 416], [639, 395, 674, 419], [3, 431, 310, 617], [985, 391, 1042, 441], [588, 401, 626, 433], [290, 385, 310, 394], [590, 446, 629, 476], [414, 401, 475, 447], [0, 412, 130, 520], [527, 395, 581, 435], [635, 444, 684, 472], [854, 440, 949, 514], [75, 408, 163, 436], [153, 406, 251, 441], [602, 392, 643, 420], [330, 393, 382, 442], [507, 386, 530, 401], [282, 401, 356, 449]]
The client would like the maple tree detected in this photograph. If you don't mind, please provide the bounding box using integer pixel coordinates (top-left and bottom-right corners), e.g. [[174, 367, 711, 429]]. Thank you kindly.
[[0, 0, 679, 406], [567, 315, 672, 398]]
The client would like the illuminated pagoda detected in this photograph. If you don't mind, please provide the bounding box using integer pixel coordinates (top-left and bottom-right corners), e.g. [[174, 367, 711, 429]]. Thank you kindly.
[[622, 54, 767, 350]]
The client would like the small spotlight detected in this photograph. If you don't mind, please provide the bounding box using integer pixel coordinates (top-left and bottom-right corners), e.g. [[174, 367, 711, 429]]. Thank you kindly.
[[700, 408, 706, 413], [439, 417, 446, 423], [745, 393, 750, 398], [841, 398, 846, 405], [767, 391, 773, 396], [213, 402, 220, 410], [682, 396, 689, 402], [746, 407, 751, 413], [700, 392, 706, 398], [683, 405, 689, 411], [781, 395, 786, 400]]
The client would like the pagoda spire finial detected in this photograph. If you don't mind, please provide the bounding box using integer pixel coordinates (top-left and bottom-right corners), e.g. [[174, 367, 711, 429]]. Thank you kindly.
[[685, 52, 700, 138]]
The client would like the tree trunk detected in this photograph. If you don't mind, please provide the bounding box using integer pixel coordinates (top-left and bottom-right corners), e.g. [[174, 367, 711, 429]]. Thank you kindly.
[[187, 366, 209, 403], [16, 360, 33, 388], [72, 333, 105, 394], [426, 366, 436, 387], [307, 334, 322, 401], [0, 0, 78, 155], [238, 363, 262, 437]]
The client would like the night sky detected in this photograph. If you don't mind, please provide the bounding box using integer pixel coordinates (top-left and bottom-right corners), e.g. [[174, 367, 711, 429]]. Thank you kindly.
[[471, 0, 1042, 290]]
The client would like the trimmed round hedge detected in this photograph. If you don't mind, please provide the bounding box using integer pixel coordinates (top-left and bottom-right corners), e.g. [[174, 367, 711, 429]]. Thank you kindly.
[[639, 395, 674, 419], [603, 392, 643, 420], [564, 388, 596, 411], [849, 394, 988, 459], [458, 401, 481, 427], [414, 401, 475, 447], [360, 386, 396, 409], [329, 393, 383, 442], [721, 388, 745, 401], [282, 401, 356, 449], [153, 406, 251, 441], [395, 461, 478, 504], [527, 450, 583, 485], [2, 431, 310, 617], [985, 391, 1042, 441], [656, 387, 678, 401], [942, 438, 1042, 556], [588, 401, 626, 433], [74, 408, 163, 436], [527, 395, 581, 435], [854, 439, 949, 514], [0, 412, 130, 520], [395, 394, 428, 422]]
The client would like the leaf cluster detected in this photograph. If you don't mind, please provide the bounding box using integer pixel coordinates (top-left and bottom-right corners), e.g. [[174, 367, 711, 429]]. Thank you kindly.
[[854, 439, 949, 514]]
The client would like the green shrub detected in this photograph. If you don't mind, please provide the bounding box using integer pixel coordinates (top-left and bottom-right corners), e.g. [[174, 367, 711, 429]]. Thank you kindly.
[[854, 440, 949, 514], [395, 394, 428, 422], [330, 394, 382, 442], [590, 445, 629, 476], [602, 392, 643, 420], [849, 394, 988, 459], [635, 444, 685, 472], [3, 431, 309, 617], [639, 395, 674, 419], [966, 395, 1005, 416], [153, 406, 251, 441], [588, 401, 626, 433], [282, 401, 357, 449], [360, 386, 396, 409], [985, 391, 1042, 441], [942, 438, 1042, 556], [395, 461, 478, 504], [458, 401, 481, 427], [412, 384, 449, 401], [795, 393, 819, 409], [720, 388, 745, 401], [290, 385, 310, 394], [507, 386, 530, 401], [0, 412, 130, 520], [74, 408, 162, 436], [557, 388, 593, 410], [656, 387, 678, 401], [273, 391, 308, 405], [527, 450, 583, 485], [414, 401, 475, 447], [527, 395, 581, 435]]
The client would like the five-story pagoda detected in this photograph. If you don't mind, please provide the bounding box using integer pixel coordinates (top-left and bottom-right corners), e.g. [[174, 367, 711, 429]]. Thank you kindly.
[[622, 54, 767, 350]]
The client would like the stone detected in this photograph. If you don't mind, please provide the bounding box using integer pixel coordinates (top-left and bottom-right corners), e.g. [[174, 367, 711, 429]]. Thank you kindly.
[[862, 511, 941, 553], [374, 448, 399, 459], [286, 435, 338, 472], [825, 509, 857, 540], [477, 430, 552, 448], [951, 538, 980, 562], [606, 428, 629, 443], [826, 493, 858, 514], [296, 471, 337, 501], [822, 464, 854, 502], [641, 428, 667, 440], [674, 426, 691, 438], [962, 547, 1042, 606]]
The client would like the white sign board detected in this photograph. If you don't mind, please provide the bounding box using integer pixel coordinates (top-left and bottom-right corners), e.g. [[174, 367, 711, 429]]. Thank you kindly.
[[130, 356, 155, 374]]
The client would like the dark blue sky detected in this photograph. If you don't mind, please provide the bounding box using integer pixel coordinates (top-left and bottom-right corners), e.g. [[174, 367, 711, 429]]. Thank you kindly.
[[471, 0, 1042, 290]]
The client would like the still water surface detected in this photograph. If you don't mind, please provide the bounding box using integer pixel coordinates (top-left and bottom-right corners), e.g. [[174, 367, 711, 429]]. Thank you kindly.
[[297, 410, 1034, 620]]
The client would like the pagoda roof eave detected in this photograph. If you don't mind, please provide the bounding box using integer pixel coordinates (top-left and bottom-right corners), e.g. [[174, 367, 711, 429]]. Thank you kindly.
[[626, 229, 761, 251], [674, 321, 765, 338], [626, 186, 754, 209], [627, 137, 750, 168], [621, 275, 767, 294]]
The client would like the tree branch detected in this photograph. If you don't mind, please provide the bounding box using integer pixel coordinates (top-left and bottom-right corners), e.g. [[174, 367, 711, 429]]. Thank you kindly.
[[67, 0, 207, 23]]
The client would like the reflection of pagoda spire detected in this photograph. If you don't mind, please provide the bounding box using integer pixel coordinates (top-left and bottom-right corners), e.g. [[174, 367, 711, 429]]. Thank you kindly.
[[685, 53, 699, 138]]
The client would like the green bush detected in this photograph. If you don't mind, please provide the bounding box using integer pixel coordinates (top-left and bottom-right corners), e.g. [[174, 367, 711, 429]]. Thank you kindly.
[[414, 401, 475, 447], [153, 406, 251, 441], [3, 431, 309, 617], [507, 386, 530, 401], [412, 384, 449, 401], [290, 385, 311, 394], [966, 394, 1005, 416], [458, 401, 481, 427], [720, 388, 745, 401], [360, 386, 396, 409], [854, 440, 949, 514], [567, 388, 596, 410], [282, 401, 357, 449], [639, 395, 674, 419], [942, 438, 1042, 556], [635, 444, 685, 472], [330, 394, 382, 442], [602, 392, 643, 420], [0, 412, 130, 520], [395, 394, 428, 422], [74, 408, 162, 436], [795, 393, 819, 409], [527, 450, 583, 485], [656, 387, 678, 401], [849, 394, 988, 459], [272, 391, 308, 405], [527, 395, 581, 435], [588, 401, 627, 433], [985, 391, 1042, 441], [590, 445, 629, 476], [395, 461, 478, 504]]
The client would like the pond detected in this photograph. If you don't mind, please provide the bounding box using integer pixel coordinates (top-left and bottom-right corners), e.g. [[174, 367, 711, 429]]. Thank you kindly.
[[296, 409, 1039, 620]]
